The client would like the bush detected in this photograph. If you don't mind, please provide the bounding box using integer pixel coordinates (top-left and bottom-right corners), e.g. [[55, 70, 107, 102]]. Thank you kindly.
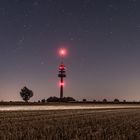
[[93, 100, 96, 103], [47, 96, 76, 102], [47, 97, 60, 102], [83, 99, 87, 102], [60, 97, 76, 102], [41, 99, 46, 103], [123, 100, 126, 103], [103, 99, 107, 103], [114, 99, 120, 103]]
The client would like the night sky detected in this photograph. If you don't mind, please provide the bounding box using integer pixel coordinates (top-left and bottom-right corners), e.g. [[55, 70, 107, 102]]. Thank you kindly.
[[0, 0, 140, 101]]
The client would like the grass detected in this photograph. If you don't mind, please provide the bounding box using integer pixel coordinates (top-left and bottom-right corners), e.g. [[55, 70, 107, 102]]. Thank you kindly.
[[0, 109, 140, 140]]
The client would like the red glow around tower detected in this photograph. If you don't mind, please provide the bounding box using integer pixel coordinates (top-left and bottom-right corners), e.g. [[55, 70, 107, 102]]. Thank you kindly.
[[59, 48, 67, 57], [59, 82, 65, 87]]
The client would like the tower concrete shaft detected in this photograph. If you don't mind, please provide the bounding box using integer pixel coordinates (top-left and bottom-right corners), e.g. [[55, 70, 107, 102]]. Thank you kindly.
[[60, 77, 63, 99], [58, 63, 66, 99]]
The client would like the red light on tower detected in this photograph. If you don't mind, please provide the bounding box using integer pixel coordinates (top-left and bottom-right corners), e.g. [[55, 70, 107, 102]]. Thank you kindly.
[[59, 64, 65, 70], [59, 48, 67, 57], [59, 82, 65, 87]]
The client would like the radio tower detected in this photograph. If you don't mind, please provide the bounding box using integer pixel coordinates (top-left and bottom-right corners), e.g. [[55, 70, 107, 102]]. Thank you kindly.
[[58, 48, 67, 99]]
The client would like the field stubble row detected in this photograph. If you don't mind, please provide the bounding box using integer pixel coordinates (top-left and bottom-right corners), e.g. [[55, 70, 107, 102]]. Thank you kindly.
[[0, 109, 140, 140]]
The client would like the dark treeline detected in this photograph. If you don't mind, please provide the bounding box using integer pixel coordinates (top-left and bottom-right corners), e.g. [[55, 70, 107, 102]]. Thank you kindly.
[[1, 99, 140, 106], [0, 87, 138, 105]]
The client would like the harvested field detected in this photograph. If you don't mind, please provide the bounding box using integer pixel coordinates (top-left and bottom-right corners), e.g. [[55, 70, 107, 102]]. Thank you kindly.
[[0, 108, 140, 140]]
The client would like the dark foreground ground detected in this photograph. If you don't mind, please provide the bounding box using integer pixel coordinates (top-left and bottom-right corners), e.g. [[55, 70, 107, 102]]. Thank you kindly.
[[0, 108, 140, 140]]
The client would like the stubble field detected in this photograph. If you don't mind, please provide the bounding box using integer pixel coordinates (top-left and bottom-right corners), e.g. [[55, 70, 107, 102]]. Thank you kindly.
[[0, 107, 140, 140]]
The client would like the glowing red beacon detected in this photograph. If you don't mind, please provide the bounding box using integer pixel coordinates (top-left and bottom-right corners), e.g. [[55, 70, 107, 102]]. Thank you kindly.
[[59, 64, 65, 71], [59, 48, 67, 57]]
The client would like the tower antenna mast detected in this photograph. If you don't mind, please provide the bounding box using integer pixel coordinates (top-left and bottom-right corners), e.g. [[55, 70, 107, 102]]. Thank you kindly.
[[58, 48, 67, 99]]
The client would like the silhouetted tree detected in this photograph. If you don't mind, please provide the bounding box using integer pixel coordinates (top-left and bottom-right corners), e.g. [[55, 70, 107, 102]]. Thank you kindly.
[[20, 87, 33, 102], [103, 99, 107, 103], [114, 98, 120, 103]]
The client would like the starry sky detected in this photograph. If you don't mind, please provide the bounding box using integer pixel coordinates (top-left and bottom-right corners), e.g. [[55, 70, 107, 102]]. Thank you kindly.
[[0, 0, 140, 101]]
